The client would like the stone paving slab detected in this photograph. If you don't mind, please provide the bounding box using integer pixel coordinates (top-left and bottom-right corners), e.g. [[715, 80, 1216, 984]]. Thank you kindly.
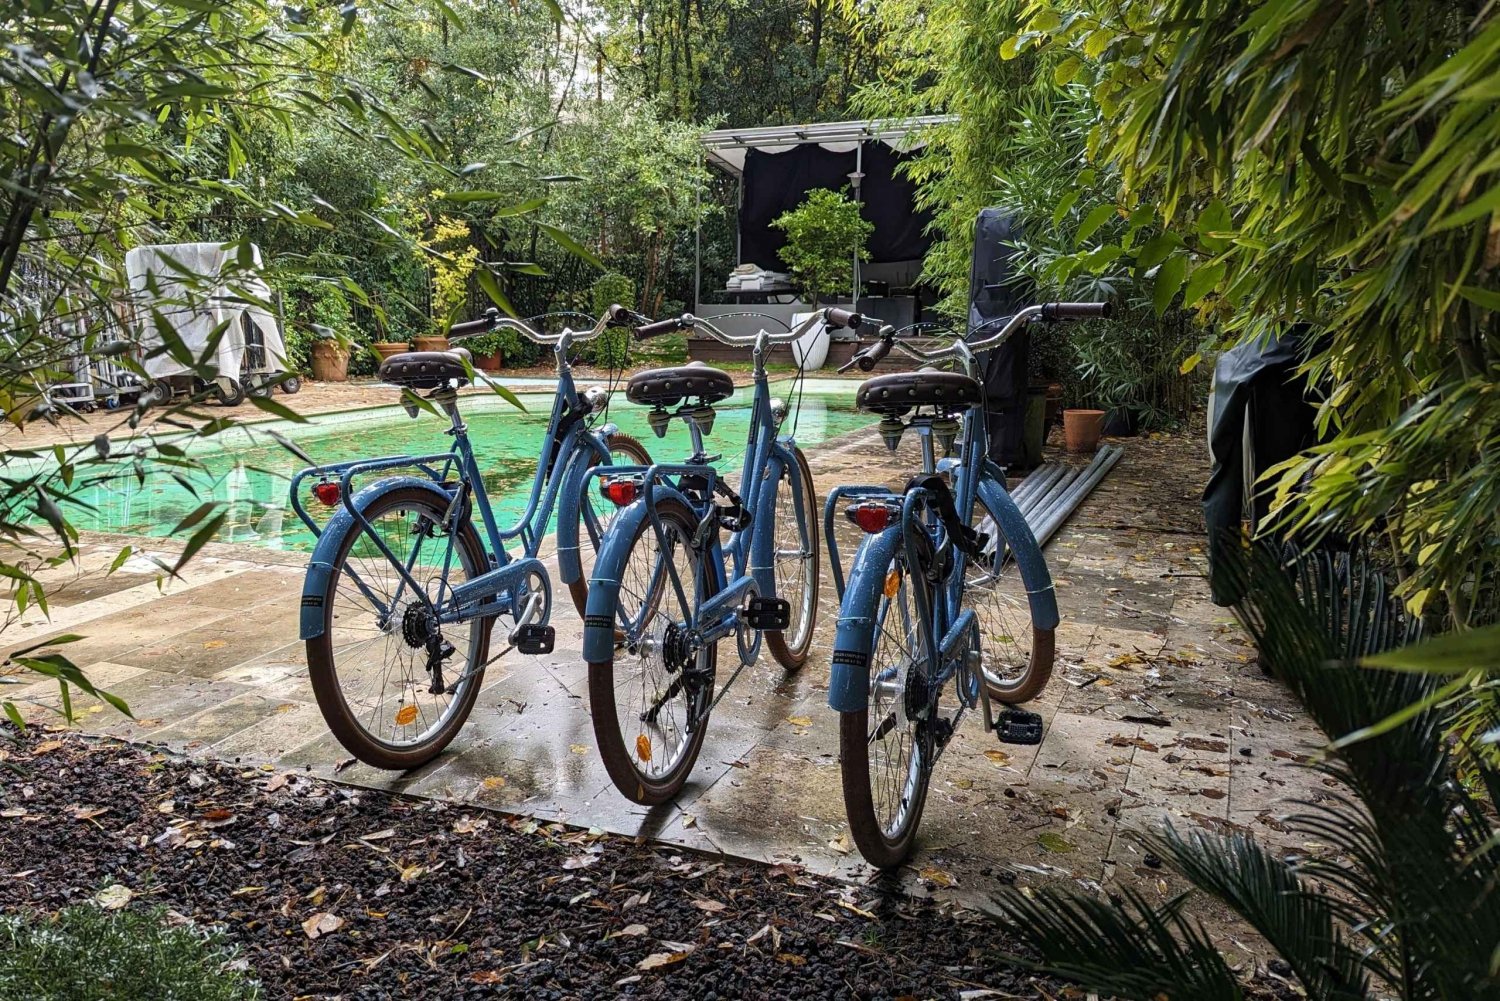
[[3, 415, 1321, 950]]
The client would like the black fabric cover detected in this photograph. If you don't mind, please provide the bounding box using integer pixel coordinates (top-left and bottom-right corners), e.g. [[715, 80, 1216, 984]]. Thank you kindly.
[[738, 143, 934, 270], [966, 208, 1031, 469], [1203, 328, 1320, 604]]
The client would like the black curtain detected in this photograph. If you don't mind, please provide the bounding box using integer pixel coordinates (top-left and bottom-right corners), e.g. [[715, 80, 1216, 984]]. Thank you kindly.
[[860, 144, 933, 263], [967, 208, 1032, 468], [739, 145, 856, 270], [737, 143, 935, 270]]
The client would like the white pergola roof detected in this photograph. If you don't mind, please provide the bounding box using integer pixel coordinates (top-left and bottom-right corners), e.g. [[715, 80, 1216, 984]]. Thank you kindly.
[[700, 115, 957, 176]]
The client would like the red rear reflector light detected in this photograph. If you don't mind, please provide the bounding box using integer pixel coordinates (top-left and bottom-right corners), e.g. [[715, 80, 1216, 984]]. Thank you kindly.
[[312, 481, 341, 507], [601, 478, 639, 507], [848, 503, 891, 534]]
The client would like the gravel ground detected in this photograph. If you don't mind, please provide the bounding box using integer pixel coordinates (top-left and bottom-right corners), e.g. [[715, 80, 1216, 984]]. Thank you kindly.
[[1, 729, 1061, 1000]]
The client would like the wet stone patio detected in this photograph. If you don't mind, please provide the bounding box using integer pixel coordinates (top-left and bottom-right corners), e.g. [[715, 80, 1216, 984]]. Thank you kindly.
[[3, 419, 1326, 945]]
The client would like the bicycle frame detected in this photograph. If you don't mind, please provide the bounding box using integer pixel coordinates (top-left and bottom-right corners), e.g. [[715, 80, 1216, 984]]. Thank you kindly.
[[293, 324, 623, 642], [579, 325, 815, 668], [824, 349, 1058, 716]]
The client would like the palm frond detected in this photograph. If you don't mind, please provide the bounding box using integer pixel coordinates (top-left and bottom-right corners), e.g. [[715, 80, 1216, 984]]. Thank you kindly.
[[1142, 825, 1375, 999], [989, 884, 1244, 1001]]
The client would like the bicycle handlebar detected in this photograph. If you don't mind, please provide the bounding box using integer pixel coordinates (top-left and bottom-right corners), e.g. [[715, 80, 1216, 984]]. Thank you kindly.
[[635, 315, 685, 339], [627, 311, 814, 347], [448, 308, 500, 339]]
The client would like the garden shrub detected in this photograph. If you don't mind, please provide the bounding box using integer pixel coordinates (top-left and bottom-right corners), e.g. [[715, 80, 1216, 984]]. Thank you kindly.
[[0, 904, 260, 1000], [587, 272, 636, 369]]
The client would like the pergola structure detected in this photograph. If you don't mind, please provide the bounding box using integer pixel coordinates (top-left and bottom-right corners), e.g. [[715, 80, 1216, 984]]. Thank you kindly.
[[693, 115, 957, 312]]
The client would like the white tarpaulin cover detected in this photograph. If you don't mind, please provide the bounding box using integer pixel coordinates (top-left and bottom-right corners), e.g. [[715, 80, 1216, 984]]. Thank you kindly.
[[125, 242, 285, 381]]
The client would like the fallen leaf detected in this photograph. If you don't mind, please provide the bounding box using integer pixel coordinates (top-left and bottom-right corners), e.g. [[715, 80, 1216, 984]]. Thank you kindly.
[[1199, 788, 1227, 800], [306, 885, 327, 906], [362, 828, 396, 841], [682, 814, 697, 829], [480, 776, 507, 791], [399, 863, 425, 883], [302, 912, 343, 940], [570, 744, 588, 754], [837, 900, 876, 919], [691, 899, 726, 913], [616, 924, 648, 937], [470, 970, 507, 985], [31, 739, 64, 755], [453, 816, 488, 835], [1, 808, 25, 818], [786, 716, 813, 727], [918, 866, 955, 887], [1178, 737, 1229, 753], [71, 806, 108, 821], [333, 757, 356, 774], [561, 854, 598, 870], [231, 886, 264, 898], [776, 952, 807, 966], [200, 808, 234, 822], [1038, 832, 1075, 853], [636, 947, 693, 971], [1107, 735, 1159, 752], [983, 749, 1011, 765], [827, 832, 852, 855], [94, 884, 133, 910], [203, 640, 227, 650]]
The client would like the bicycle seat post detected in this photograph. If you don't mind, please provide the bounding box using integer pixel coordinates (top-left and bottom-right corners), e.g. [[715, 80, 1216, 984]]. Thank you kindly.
[[430, 386, 465, 436]]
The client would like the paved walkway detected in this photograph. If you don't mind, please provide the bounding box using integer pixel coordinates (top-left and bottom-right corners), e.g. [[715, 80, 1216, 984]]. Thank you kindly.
[[3, 417, 1323, 945]]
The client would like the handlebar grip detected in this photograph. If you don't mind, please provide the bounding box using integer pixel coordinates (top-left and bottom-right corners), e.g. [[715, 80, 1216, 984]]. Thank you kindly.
[[635, 316, 684, 340], [824, 307, 862, 330], [1040, 301, 1112, 321], [858, 336, 893, 371], [449, 307, 500, 338]]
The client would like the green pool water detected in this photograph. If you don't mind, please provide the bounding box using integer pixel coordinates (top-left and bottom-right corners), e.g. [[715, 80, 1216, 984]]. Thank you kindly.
[[48, 381, 874, 553]]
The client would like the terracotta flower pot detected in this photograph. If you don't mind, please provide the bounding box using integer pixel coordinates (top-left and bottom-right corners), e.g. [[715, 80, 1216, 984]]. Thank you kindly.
[[413, 335, 450, 353], [471, 350, 503, 372], [373, 341, 409, 363], [1063, 408, 1106, 453], [310, 340, 349, 383]]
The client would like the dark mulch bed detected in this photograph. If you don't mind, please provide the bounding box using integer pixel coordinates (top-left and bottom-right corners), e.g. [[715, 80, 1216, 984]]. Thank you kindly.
[[1, 730, 1063, 1000]]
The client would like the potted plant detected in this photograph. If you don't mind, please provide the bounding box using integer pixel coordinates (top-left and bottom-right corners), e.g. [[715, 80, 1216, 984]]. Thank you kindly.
[[771, 188, 874, 308], [310, 331, 349, 383], [464, 330, 505, 371], [373, 339, 409, 362], [418, 215, 479, 354]]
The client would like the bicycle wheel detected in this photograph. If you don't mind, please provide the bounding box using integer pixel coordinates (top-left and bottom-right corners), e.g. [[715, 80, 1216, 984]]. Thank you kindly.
[[839, 545, 934, 867], [764, 444, 820, 670], [568, 432, 651, 618], [588, 497, 716, 804], [968, 494, 1055, 703], [306, 486, 492, 770]]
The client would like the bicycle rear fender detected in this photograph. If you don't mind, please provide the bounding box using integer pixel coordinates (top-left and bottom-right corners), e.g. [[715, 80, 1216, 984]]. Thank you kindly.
[[580, 483, 696, 664], [299, 476, 455, 641], [976, 477, 1059, 630], [827, 524, 905, 713]]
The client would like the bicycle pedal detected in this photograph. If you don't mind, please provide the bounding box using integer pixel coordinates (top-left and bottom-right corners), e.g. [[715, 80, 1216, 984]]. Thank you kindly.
[[743, 596, 791, 630], [514, 624, 555, 655], [994, 707, 1044, 746]]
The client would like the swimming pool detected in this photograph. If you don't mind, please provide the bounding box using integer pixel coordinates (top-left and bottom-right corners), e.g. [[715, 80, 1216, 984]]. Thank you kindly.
[[46, 380, 873, 553]]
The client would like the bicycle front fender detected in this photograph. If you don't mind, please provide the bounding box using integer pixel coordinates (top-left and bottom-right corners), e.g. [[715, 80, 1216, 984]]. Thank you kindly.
[[976, 477, 1059, 630], [554, 436, 610, 587], [299, 475, 455, 641], [580, 483, 696, 664], [747, 448, 792, 599], [827, 524, 905, 713]]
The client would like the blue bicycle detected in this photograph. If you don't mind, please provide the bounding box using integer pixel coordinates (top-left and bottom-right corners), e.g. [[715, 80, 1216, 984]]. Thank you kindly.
[[289, 309, 650, 770], [821, 301, 1108, 866], [581, 308, 821, 803]]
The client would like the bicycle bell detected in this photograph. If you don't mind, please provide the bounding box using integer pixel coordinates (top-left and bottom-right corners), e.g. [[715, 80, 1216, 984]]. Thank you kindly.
[[768, 396, 788, 429], [581, 385, 610, 414]]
